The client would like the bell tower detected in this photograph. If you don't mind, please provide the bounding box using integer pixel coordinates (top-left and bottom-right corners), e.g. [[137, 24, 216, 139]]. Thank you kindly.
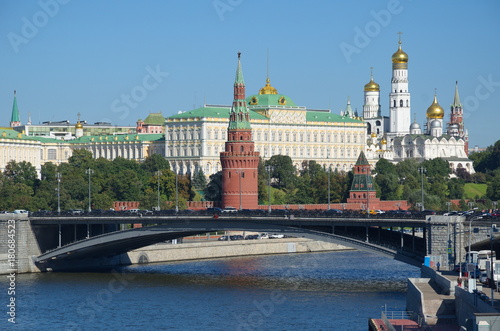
[[220, 53, 260, 210]]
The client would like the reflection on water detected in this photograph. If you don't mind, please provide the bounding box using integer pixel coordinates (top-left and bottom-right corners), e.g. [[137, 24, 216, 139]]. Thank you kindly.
[[3, 250, 419, 331]]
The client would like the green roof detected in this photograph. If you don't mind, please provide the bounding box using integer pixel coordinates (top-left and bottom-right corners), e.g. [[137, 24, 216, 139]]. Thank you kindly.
[[69, 133, 164, 144], [11, 92, 20, 123], [247, 94, 298, 107], [143, 113, 165, 125], [0, 128, 32, 140], [355, 151, 369, 166], [168, 106, 364, 124], [306, 110, 363, 123], [168, 106, 268, 121]]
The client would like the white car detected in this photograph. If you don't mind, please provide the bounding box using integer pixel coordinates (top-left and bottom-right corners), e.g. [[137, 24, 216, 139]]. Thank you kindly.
[[222, 206, 238, 213]]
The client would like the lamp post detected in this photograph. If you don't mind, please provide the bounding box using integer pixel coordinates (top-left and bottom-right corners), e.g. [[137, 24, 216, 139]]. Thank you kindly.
[[155, 170, 162, 211], [266, 165, 272, 214], [56, 172, 61, 215], [446, 201, 452, 213], [175, 169, 179, 213], [236, 170, 244, 211], [490, 223, 497, 307], [328, 164, 331, 210], [85, 168, 94, 213], [418, 167, 426, 211], [493, 201, 498, 213], [468, 201, 475, 212]]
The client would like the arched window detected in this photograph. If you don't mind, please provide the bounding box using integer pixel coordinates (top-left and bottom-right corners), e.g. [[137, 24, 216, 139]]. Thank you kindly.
[[400, 100, 403, 107], [393, 100, 396, 107], [406, 100, 409, 107]]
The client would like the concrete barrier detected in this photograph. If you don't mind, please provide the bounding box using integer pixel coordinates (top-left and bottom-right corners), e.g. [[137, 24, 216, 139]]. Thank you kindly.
[[421, 265, 456, 295]]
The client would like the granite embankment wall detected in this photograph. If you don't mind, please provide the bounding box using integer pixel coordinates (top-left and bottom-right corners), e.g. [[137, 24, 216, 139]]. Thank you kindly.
[[121, 238, 352, 265], [0, 216, 41, 274]]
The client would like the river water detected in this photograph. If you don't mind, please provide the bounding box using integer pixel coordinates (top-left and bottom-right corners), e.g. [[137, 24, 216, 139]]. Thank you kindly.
[[2, 250, 420, 330]]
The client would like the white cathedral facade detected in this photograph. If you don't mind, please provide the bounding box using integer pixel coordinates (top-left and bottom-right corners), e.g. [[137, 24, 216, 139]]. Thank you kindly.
[[363, 38, 474, 174]]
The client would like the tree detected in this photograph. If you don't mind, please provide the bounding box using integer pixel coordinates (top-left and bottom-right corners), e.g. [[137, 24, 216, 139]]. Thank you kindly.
[[141, 153, 170, 174], [266, 155, 296, 190], [4, 160, 39, 188], [68, 149, 94, 169], [192, 169, 207, 191], [204, 171, 222, 202]]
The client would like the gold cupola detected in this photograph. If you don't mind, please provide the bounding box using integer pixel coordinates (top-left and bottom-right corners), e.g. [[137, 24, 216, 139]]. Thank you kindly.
[[259, 77, 278, 95], [75, 122, 83, 129], [392, 40, 409, 64], [364, 75, 380, 92], [426, 94, 444, 119]]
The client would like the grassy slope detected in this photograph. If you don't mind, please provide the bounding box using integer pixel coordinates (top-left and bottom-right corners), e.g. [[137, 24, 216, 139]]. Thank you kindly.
[[463, 183, 487, 199]]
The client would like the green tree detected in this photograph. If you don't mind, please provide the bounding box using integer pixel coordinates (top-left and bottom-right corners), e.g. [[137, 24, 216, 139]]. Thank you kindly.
[[192, 169, 207, 191], [204, 171, 222, 202], [4, 160, 39, 188], [141, 153, 170, 174], [266, 155, 297, 190]]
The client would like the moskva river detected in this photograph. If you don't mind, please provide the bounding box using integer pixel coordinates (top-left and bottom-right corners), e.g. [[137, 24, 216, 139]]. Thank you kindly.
[[2, 250, 420, 330]]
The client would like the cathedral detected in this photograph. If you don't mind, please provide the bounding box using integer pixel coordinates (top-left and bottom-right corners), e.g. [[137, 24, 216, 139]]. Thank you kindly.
[[363, 37, 474, 174]]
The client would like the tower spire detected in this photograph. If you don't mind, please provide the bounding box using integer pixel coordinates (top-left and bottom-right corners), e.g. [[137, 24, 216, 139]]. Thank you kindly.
[[453, 81, 461, 107], [10, 90, 21, 127], [229, 52, 251, 130]]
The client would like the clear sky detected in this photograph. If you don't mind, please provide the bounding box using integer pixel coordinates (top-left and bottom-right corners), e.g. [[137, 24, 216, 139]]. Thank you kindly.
[[1, 0, 499, 148]]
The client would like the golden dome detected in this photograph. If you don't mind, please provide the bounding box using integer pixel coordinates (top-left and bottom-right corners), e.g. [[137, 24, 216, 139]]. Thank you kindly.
[[381, 137, 387, 144], [371, 132, 377, 138], [75, 121, 83, 129], [426, 94, 445, 119], [364, 77, 380, 92], [259, 78, 278, 95], [392, 41, 408, 63]]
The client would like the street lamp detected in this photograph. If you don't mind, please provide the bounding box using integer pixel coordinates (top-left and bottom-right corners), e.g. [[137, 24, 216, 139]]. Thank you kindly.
[[175, 169, 179, 213], [85, 168, 94, 213], [235, 170, 244, 211], [490, 223, 497, 307], [446, 201, 452, 213], [56, 172, 61, 215], [328, 164, 331, 210], [418, 167, 426, 211], [155, 170, 162, 211], [265, 165, 273, 214], [468, 201, 475, 212], [493, 201, 498, 212]]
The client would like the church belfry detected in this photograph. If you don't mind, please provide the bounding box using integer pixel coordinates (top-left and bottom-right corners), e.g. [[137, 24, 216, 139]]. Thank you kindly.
[[389, 33, 411, 137], [220, 53, 260, 209]]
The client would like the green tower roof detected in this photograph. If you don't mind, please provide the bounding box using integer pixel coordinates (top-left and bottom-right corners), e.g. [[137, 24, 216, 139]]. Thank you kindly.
[[11, 91, 20, 123], [143, 112, 165, 125]]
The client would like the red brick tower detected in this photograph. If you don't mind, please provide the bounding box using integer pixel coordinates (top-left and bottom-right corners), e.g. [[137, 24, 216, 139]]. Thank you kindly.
[[347, 151, 379, 209], [220, 53, 260, 209]]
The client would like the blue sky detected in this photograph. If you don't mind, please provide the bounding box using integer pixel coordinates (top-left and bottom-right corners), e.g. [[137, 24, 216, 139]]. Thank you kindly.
[[1, 0, 499, 148]]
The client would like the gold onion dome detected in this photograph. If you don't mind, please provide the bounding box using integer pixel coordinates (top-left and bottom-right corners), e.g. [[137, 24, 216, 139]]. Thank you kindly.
[[426, 94, 445, 119], [75, 121, 83, 129], [259, 78, 278, 95], [392, 41, 408, 63], [371, 132, 377, 138], [364, 76, 380, 92], [381, 137, 387, 144]]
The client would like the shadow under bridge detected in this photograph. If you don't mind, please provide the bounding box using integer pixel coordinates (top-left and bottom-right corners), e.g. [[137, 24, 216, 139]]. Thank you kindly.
[[35, 220, 423, 271]]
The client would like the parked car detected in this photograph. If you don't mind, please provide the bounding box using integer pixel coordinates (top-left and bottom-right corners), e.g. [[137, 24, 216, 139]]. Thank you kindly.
[[259, 233, 269, 239], [222, 206, 238, 213], [207, 207, 223, 214], [269, 234, 285, 239], [245, 234, 259, 240], [13, 209, 29, 215], [420, 210, 436, 216], [218, 236, 228, 241], [325, 209, 343, 215]]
